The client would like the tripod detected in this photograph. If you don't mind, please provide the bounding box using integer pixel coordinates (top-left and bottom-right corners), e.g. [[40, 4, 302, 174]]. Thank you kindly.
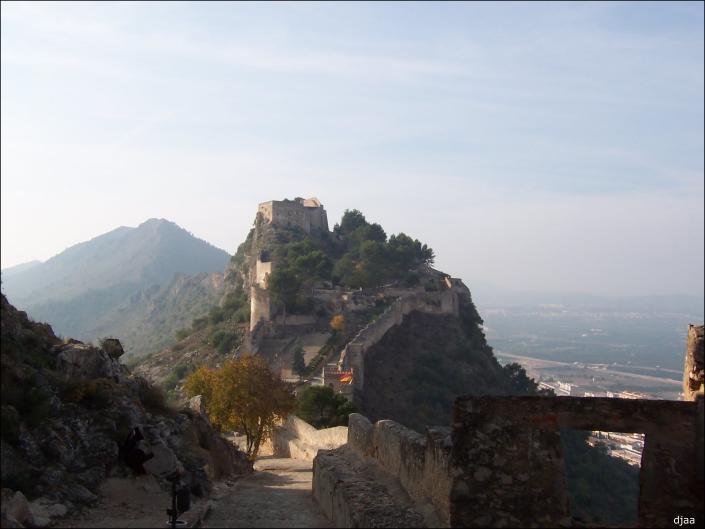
[[166, 472, 190, 528]]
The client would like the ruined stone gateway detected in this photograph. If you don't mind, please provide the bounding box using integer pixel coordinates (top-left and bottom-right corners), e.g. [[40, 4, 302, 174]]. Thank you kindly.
[[312, 326, 705, 528], [312, 396, 703, 528]]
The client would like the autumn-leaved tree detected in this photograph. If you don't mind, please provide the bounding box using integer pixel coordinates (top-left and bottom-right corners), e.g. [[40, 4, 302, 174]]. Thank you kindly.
[[330, 314, 345, 333], [184, 356, 295, 459]]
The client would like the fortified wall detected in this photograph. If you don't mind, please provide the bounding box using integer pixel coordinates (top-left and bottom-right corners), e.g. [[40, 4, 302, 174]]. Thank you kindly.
[[313, 325, 705, 528], [337, 285, 461, 399]]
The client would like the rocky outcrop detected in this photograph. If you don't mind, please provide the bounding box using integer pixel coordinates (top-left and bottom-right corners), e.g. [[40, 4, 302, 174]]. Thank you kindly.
[[0, 294, 251, 528], [54, 341, 128, 383], [358, 310, 511, 431]]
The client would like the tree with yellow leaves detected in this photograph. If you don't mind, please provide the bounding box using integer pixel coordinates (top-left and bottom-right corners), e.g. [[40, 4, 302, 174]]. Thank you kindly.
[[330, 314, 345, 333], [184, 355, 295, 458]]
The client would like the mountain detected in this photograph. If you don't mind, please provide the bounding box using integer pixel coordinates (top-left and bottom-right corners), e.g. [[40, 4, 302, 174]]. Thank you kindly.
[[1, 219, 230, 356], [1, 260, 42, 279]]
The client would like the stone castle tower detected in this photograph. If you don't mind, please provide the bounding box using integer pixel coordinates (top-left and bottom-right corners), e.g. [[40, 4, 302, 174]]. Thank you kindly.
[[257, 197, 329, 234], [250, 197, 329, 330]]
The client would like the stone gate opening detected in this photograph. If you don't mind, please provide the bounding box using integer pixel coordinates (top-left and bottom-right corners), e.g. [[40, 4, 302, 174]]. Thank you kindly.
[[560, 428, 640, 525]]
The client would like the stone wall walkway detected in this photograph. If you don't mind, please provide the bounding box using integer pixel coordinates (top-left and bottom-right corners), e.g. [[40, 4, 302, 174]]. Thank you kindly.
[[202, 457, 330, 528]]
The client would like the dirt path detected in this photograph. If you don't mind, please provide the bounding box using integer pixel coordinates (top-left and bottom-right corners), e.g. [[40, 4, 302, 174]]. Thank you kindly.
[[202, 457, 329, 528], [60, 474, 210, 528]]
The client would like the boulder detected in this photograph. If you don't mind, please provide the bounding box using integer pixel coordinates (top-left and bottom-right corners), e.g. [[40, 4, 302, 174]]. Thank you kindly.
[[143, 441, 179, 477], [55, 342, 125, 383], [100, 338, 125, 359], [0, 489, 35, 528], [188, 395, 205, 416]]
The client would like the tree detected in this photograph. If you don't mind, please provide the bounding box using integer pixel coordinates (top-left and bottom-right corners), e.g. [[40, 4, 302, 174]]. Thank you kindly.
[[292, 347, 306, 379], [502, 362, 541, 395], [297, 386, 357, 428], [184, 356, 295, 458], [337, 209, 368, 236], [267, 268, 301, 310], [330, 314, 345, 333]]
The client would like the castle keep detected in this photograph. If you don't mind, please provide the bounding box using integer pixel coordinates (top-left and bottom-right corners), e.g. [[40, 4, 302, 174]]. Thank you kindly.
[[249, 197, 329, 331], [257, 197, 329, 234]]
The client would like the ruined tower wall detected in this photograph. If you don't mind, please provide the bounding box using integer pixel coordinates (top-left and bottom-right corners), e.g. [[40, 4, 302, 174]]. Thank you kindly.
[[255, 259, 272, 288], [250, 285, 271, 331], [684, 324, 704, 401]]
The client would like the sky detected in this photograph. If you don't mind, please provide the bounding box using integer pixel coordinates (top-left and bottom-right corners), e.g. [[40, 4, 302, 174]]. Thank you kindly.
[[1, 1, 703, 298]]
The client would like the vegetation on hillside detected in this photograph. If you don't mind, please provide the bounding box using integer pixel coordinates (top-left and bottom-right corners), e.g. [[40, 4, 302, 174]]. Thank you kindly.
[[184, 356, 296, 458], [561, 429, 639, 525], [265, 209, 435, 313]]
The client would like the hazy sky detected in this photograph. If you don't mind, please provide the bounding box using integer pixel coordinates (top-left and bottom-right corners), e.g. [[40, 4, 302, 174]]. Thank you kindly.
[[2, 1, 703, 297]]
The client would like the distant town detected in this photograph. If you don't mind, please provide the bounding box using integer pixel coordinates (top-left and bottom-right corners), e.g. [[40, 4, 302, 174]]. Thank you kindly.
[[495, 352, 686, 467]]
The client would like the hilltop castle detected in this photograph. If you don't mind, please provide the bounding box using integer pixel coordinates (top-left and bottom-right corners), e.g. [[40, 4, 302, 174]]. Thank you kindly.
[[257, 197, 329, 234]]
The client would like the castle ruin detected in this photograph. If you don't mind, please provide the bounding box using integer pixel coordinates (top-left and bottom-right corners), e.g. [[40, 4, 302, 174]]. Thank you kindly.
[[257, 197, 329, 234], [249, 197, 328, 330]]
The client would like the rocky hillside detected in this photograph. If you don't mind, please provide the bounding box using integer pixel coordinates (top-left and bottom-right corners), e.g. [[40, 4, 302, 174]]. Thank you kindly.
[[361, 310, 521, 431], [1, 219, 230, 357], [0, 294, 251, 528]]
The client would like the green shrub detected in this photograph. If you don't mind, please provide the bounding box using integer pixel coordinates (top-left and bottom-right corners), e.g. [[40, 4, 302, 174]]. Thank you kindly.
[[138, 382, 170, 413], [163, 364, 191, 391], [62, 378, 116, 409], [175, 328, 190, 341], [209, 329, 239, 355], [192, 316, 209, 331], [297, 386, 356, 429], [208, 306, 226, 325]]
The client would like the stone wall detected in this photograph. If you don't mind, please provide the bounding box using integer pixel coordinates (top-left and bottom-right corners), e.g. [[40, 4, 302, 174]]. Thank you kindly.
[[254, 259, 272, 288], [257, 197, 328, 234], [450, 396, 704, 528], [272, 314, 318, 326], [344, 414, 453, 525], [338, 289, 460, 394], [271, 415, 348, 461], [249, 285, 270, 331]]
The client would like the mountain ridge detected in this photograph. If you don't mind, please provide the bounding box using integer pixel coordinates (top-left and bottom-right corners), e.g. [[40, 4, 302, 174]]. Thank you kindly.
[[1, 219, 231, 356]]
